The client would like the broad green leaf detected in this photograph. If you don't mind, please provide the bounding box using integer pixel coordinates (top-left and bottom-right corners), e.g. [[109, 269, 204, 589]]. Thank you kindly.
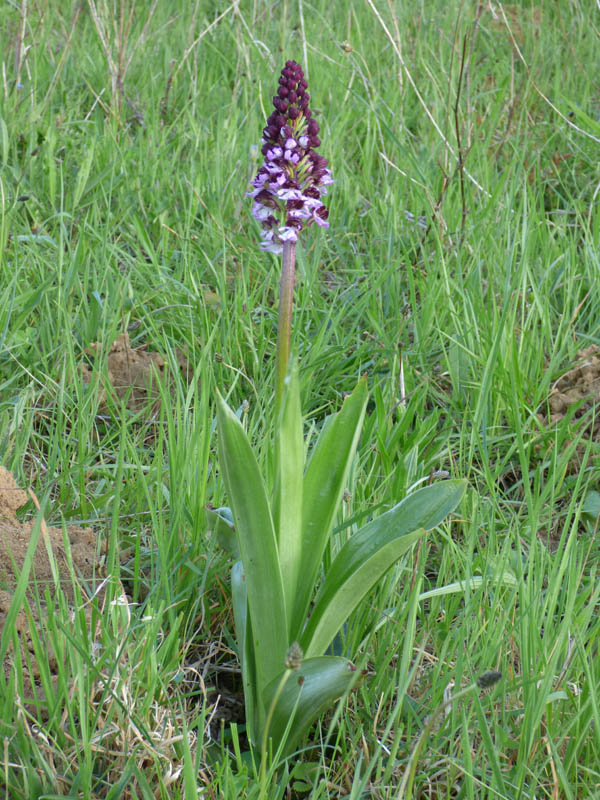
[[292, 378, 368, 637], [231, 560, 259, 742], [274, 363, 304, 626], [262, 656, 360, 758], [206, 505, 239, 558], [216, 393, 288, 694], [301, 480, 467, 657], [581, 489, 600, 524]]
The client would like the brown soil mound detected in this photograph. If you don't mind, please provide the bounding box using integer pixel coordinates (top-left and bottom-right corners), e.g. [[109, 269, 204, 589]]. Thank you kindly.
[[0, 466, 101, 703], [537, 345, 600, 475], [546, 345, 600, 428], [79, 331, 191, 413]]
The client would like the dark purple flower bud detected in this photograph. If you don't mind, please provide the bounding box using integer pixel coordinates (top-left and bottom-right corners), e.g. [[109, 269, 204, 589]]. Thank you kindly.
[[307, 119, 319, 136], [288, 91, 298, 104], [310, 136, 321, 148], [288, 107, 300, 120], [278, 86, 289, 98], [255, 189, 277, 207]]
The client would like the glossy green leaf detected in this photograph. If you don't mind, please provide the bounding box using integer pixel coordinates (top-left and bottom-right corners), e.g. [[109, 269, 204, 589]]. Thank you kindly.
[[292, 378, 368, 637], [216, 392, 288, 694], [262, 656, 360, 758], [301, 480, 467, 657], [274, 363, 304, 626]]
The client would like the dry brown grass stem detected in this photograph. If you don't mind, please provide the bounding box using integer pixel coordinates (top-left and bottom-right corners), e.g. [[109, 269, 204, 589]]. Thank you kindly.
[[365, 0, 492, 203], [86, 0, 159, 123], [172, 2, 238, 83], [14, 0, 28, 88]]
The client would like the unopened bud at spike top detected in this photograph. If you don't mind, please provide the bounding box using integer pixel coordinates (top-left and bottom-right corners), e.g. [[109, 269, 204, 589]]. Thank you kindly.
[[248, 60, 333, 254]]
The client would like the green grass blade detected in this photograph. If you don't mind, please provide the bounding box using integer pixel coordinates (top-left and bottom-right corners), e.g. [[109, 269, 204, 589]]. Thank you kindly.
[[292, 378, 368, 638], [301, 480, 467, 657], [216, 392, 288, 697], [0, 501, 48, 670]]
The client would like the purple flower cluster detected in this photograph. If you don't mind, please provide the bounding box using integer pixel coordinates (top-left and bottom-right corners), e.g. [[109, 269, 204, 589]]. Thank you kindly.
[[248, 60, 333, 254]]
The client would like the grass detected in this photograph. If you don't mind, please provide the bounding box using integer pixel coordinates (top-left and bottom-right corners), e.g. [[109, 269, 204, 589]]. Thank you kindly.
[[1, 0, 599, 796]]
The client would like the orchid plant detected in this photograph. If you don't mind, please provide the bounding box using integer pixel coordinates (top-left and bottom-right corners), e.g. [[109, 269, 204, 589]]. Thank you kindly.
[[247, 59, 333, 411], [211, 61, 466, 760]]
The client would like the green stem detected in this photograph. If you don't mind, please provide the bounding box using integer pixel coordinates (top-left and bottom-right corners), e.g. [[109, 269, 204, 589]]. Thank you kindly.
[[258, 668, 293, 799], [275, 240, 297, 414]]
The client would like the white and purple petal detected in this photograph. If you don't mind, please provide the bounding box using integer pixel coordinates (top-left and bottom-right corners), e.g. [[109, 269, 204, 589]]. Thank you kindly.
[[278, 226, 298, 242]]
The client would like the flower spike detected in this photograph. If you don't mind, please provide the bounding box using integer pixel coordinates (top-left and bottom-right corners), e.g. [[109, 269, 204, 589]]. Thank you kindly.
[[248, 60, 333, 254]]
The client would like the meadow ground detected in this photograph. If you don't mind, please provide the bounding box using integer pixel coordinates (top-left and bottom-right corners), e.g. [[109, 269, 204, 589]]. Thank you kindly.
[[1, 1, 599, 797]]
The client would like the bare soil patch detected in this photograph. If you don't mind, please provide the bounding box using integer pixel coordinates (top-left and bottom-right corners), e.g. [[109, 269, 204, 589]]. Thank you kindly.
[[538, 344, 600, 472], [545, 345, 600, 430], [78, 330, 192, 413], [0, 465, 101, 702]]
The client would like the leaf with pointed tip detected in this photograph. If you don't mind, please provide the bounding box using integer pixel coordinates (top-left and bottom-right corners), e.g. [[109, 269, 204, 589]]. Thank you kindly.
[[262, 656, 361, 758], [292, 379, 368, 638], [216, 392, 288, 694], [302, 480, 467, 657]]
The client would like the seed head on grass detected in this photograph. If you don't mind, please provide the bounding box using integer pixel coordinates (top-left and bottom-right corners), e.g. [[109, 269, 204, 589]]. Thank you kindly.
[[248, 60, 333, 254], [285, 641, 303, 671], [476, 670, 502, 689]]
